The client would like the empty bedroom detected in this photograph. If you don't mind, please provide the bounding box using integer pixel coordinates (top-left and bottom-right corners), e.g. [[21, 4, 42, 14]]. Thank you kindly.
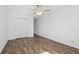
[[0, 5, 79, 54]]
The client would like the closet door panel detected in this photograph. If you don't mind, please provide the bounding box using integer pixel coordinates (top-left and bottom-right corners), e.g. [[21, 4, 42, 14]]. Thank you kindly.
[[15, 15, 28, 38], [8, 13, 33, 40]]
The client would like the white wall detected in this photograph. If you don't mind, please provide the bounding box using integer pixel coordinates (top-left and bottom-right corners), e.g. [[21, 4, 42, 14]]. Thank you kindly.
[[34, 5, 79, 48], [7, 6, 34, 39], [0, 6, 8, 52]]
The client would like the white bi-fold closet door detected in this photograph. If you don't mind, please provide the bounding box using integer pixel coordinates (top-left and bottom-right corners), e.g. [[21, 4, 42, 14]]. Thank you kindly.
[[15, 15, 34, 38], [16, 15, 28, 38], [7, 6, 34, 40], [8, 13, 34, 40]]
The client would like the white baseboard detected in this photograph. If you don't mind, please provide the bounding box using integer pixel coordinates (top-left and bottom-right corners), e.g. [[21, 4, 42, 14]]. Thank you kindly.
[[0, 40, 7, 53], [35, 33, 79, 49]]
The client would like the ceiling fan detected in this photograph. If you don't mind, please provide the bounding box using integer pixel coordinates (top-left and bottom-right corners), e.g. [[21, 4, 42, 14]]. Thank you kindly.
[[29, 5, 51, 15]]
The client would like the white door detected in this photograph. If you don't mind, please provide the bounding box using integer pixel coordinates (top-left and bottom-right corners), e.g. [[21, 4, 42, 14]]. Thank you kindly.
[[8, 13, 30, 39], [15, 15, 28, 38]]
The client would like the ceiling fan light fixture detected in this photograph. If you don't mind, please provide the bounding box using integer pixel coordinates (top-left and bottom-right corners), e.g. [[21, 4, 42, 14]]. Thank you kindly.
[[36, 12, 43, 15], [29, 5, 51, 15], [34, 5, 44, 15]]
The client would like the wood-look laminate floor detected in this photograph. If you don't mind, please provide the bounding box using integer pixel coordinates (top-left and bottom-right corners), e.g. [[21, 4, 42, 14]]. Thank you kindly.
[[1, 35, 79, 54]]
